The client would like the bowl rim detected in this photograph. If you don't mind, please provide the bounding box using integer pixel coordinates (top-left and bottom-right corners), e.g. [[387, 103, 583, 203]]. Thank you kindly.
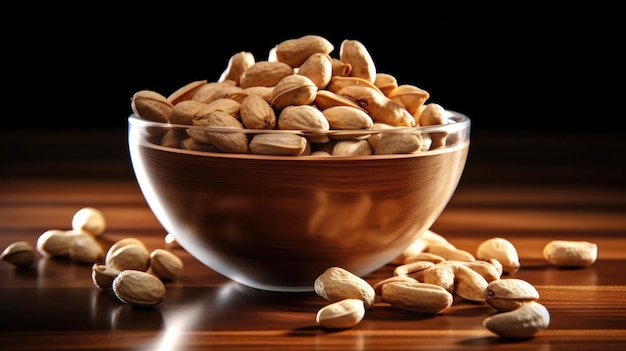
[[128, 110, 471, 137]]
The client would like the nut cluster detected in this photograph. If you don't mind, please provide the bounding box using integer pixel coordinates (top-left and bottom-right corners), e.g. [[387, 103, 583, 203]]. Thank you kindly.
[[130, 35, 456, 157], [312, 229, 598, 339], [92, 236, 184, 307], [1, 207, 184, 308]]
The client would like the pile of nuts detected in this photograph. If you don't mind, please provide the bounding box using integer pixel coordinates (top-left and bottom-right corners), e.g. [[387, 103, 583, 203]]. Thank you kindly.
[[0, 207, 184, 307], [130, 35, 457, 157], [312, 229, 598, 339]]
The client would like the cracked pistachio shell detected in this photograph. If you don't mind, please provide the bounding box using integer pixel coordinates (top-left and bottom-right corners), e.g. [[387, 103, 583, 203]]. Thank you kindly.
[[167, 79, 208, 105], [339, 39, 377, 83]]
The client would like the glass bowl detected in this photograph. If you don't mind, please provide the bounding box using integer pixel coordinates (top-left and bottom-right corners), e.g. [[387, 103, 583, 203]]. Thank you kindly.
[[127, 111, 470, 291]]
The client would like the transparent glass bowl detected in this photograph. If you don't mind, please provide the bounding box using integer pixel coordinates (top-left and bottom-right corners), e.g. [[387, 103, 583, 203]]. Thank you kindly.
[[128, 111, 470, 291]]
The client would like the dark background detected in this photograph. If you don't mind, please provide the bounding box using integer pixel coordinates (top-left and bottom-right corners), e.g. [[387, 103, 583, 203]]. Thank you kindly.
[[1, 4, 625, 186], [4, 4, 623, 134]]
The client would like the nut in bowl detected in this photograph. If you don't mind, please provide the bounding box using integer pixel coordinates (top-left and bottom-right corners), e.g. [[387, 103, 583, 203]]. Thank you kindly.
[[127, 35, 471, 292]]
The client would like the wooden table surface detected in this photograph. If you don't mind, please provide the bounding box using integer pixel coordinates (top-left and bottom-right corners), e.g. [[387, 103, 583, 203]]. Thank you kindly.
[[1, 128, 625, 350]]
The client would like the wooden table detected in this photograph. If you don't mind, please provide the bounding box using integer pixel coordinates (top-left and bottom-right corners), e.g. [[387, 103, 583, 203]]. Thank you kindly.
[[1, 129, 625, 350]]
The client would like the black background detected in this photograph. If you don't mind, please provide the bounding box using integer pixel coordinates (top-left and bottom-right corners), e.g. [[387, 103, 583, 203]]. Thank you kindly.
[[3, 4, 624, 134]]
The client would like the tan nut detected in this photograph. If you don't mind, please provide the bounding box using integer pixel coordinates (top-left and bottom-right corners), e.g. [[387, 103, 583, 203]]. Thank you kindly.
[[190, 111, 250, 154], [1, 241, 36, 268], [36, 229, 83, 257], [191, 81, 239, 104], [446, 260, 501, 282], [270, 74, 318, 111], [326, 76, 383, 96], [112, 270, 166, 307], [337, 85, 415, 127], [169, 100, 206, 125], [105, 238, 147, 264], [274, 35, 334, 68], [69, 233, 104, 264], [297, 53, 333, 90], [393, 260, 435, 281], [106, 243, 150, 272], [331, 58, 352, 77], [239, 61, 294, 89], [416, 103, 449, 149], [149, 249, 184, 280], [421, 261, 488, 302], [388, 84, 430, 115], [195, 98, 241, 120], [239, 94, 276, 129], [339, 39, 376, 83], [543, 240, 598, 267], [382, 281, 454, 315], [331, 139, 373, 157], [91, 263, 121, 290], [314, 89, 366, 112], [422, 262, 455, 293], [71, 207, 106, 237], [426, 241, 476, 262], [321, 106, 374, 137], [167, 79, 208, 105], [372, 275, 418, 295], [249, 133, 308, 156], [483, 301, 550, 339], [218, 51, 255, 84], [314, 267, 376, 309], [485, 278, 540, 312], [373, 131, 423, 155], [476, 237, 520, 274], [277, 105, 330, 143], [316, 298, 365, 329], [451, 263, 489, 302], [235, 86, 274, 104], [365, 123, 401, 153], [374, 73, 399, 96], [131, 90, 173, 123]]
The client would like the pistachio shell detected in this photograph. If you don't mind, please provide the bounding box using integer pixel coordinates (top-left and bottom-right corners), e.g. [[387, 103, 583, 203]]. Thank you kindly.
[[326, 76, 383, 95], [388, 84, 430, 115], [274, 35, 334, 68], [297, 53, 333, 90], [278, 105, 330, 143], [167, 80, 208, 105], [270, 75, 318, 111], [374, 73, 398, 96], [314, 90, 366, 112], [190, 111, 249, 154], [239, 94, 276, 129], [239, 61, 294, 89], [249, 133, 308, 156], [218, 51, 256, 84], [339, 39, 376, 83], [131, 90, 173, 123]]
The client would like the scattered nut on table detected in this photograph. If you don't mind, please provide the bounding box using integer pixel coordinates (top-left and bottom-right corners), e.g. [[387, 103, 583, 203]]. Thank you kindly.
[[543, 240, 598, 267], [483, 301, 550, 339], [1, 241, 36, 268], [316, 298, 365, 329]]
